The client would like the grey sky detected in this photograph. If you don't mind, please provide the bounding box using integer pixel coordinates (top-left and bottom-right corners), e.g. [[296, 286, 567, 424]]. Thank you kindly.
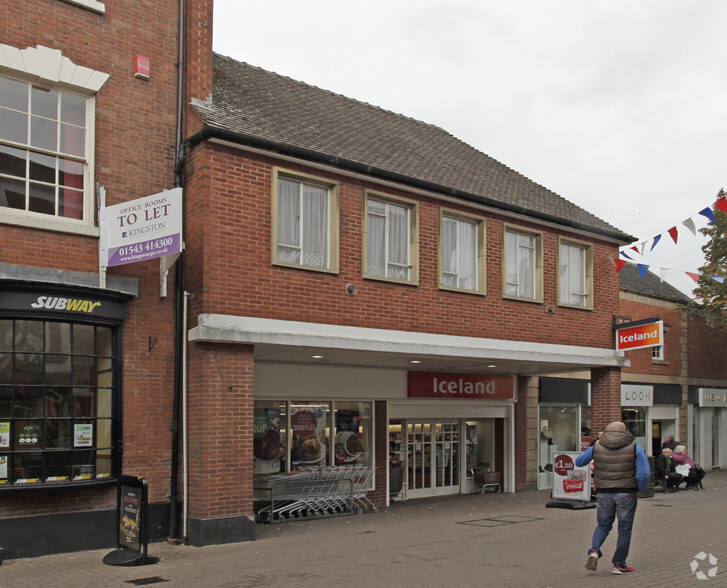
[[213, 0, 727, 295]]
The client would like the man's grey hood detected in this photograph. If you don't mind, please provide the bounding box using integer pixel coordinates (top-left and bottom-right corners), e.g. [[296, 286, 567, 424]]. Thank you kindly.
[[598, 430, 634, 451]]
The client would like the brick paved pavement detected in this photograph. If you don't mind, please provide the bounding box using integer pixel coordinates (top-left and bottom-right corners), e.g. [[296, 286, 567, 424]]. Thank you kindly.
[[2, 470, 726, 587]]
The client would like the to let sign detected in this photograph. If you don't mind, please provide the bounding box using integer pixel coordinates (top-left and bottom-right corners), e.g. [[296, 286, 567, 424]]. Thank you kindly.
[[615, 320, 663, 352], [101, 188, 182, 267]]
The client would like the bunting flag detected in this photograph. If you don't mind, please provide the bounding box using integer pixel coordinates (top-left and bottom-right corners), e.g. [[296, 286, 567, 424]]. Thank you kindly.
[[668, 226, 679, 244], [682, 217, 697, 236], [617, 194, 727, 286], [699, 206, 716, 224], [614, 258, 628, 272]]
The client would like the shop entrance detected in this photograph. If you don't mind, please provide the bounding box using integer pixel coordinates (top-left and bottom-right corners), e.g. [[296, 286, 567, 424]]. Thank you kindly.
[[389, 414, 502, 500], [405, 421, 461, 498]]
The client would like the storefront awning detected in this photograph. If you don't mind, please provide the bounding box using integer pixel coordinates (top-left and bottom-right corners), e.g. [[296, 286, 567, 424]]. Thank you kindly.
[[188, 314, 626, 376]]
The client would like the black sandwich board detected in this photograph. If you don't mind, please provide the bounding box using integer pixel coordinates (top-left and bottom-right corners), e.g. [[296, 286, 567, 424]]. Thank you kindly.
[[103, 475, 159, 566]]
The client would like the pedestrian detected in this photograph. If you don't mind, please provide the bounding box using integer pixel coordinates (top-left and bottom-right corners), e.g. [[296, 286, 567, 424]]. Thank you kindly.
[[661, 435, 679, 452], [575, 421, 650, 574]]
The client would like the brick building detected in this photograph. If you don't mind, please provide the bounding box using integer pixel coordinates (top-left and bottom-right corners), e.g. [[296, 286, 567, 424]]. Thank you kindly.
[[2, 0, 641, 558], [1, 0, 181, 558], [179, 25, 634, 543], [536, 263, 727, 491]]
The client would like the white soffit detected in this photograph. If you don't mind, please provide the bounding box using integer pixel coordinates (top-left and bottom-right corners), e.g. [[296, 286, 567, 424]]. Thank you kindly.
[[189, 313, 622, 368]]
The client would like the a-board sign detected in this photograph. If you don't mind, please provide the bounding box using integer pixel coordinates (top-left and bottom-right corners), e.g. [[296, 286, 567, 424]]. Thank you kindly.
[[551, 452, 591, 502], [103, 475, 158, 566]]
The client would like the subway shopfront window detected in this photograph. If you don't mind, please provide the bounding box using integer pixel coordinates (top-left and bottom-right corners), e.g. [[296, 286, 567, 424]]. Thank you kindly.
[[0, 317, 120, 487]]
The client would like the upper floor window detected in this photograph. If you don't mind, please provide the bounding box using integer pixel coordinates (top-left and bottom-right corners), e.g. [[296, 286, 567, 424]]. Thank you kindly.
[[558, 239, 593, 309], [272, 169, 339, 273], [364, 193, 418, 284], [440, 210, 485, 294], [0, 45, 109, 235], [504, 226, 543, 302], [0, 76, 88, 220], [652, 345, 664, 361]]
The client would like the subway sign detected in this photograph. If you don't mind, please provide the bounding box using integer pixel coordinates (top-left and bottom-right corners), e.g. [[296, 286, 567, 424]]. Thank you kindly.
[[0, 289, 125, 321], [615, 320, 663, 352]]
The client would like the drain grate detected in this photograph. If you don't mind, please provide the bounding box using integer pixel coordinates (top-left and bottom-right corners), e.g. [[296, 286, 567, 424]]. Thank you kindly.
[[125, 577, 170, 586], [458, 515, 544, 527]]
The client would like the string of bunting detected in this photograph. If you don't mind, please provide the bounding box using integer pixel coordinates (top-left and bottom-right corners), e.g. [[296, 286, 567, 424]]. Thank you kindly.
[[612, 195, 727, 284]]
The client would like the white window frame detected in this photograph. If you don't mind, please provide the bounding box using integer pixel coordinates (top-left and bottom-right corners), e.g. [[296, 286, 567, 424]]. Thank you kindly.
[[271, 168, 339, 274], [503, 225, 543, 302], [439, 209, 486, 295], [0, 44, 109, 236], [363, 191, 418, 285], [652, 345, 664, 361], [558, 238, 593, 310]]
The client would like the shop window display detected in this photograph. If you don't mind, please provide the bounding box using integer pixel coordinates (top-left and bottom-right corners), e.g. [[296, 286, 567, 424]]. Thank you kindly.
[[538, 405, 578, 488], [253, 400, 372, 478], [0, 318, 118, 487], [622, 407, 647, 452]]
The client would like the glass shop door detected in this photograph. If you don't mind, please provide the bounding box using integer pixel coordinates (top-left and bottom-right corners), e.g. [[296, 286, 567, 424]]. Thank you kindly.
[[406, 420, 461, 498]]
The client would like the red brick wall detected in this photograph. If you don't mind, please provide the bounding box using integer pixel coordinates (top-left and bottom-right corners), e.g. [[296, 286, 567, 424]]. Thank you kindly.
[[591, 367, 622, 433], [619, 297, 683, 377], [186, 342, 255, 520], [514, 376, 529, 490], [184, 144, 622, 348], [687, 315, 727, 380], [1, 0, 181, 514], [370, 400, 388, 506]]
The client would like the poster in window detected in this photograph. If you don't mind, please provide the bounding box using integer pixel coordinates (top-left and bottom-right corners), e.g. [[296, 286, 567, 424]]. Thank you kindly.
[[74, 424, 93, 447], [253, 408, 283, 474], [0, 422, 9, 448], [291, 406, 326, 465], [335, 410, 365, 464], [0, 455, 7, 480]]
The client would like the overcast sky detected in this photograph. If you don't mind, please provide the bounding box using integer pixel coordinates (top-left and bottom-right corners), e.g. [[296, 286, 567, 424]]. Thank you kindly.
[[213, 0, 727, 296]]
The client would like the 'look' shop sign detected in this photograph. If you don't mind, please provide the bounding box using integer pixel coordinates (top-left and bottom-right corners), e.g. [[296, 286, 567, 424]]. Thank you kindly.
[[408, 372, 516, 400]]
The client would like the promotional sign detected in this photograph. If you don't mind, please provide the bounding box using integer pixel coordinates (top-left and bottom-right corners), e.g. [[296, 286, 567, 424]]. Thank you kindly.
[[551, 452, 591, 502], [101, 188, 182, 267], [615, 320, 663, 351], [407, 372, 516, 401], [103, 476, 158, 566], [699, 388, 727, 407]]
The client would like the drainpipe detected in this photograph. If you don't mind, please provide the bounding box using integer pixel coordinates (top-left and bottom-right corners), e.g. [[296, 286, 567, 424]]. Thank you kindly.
[[168, 0, 186, 543]]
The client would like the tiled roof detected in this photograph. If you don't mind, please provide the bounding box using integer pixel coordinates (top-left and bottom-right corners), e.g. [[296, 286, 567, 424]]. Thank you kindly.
[[193, 53, 634, 241], [619, 263, 692, 303]]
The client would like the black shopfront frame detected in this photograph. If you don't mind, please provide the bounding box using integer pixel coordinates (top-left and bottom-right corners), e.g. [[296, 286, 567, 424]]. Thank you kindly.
[[0, 282, 126, 492]]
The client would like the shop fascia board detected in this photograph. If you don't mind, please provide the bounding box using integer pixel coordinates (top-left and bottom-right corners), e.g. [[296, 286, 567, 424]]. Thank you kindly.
[[188, 314, 623, 369]]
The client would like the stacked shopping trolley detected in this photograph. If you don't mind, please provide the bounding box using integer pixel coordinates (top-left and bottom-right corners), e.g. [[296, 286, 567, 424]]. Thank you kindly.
[[255, 466, 377, 523]]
